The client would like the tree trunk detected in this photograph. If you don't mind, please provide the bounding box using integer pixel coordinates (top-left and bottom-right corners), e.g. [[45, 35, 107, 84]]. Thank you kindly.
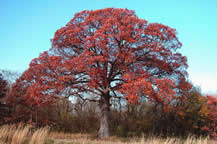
[[98, 96, 110, 138]]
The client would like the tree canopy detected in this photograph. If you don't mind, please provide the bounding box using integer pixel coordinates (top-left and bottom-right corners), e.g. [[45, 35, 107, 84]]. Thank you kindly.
[[9, 8, 191, 138]]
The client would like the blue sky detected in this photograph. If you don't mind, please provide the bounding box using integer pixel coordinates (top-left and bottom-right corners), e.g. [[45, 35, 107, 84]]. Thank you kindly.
[[0, 0, 217, 94]]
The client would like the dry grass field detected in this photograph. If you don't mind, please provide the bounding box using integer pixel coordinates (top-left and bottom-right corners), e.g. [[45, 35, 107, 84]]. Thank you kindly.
[[0, 124, 216, 144], [49, 132, 217, 144]]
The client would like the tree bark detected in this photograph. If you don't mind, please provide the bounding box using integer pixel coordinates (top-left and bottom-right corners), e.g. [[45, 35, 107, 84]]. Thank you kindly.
[[98, 96, 110, 138]]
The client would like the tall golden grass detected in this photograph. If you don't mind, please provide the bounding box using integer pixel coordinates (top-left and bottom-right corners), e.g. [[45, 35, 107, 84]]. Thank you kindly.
[[11, 124, 30, 144], [29, 127, 49, 144], [0, 124, 49, 144]]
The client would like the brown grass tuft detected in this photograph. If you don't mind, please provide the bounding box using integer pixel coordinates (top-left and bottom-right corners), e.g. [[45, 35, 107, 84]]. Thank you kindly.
[[0, 124, 30, 144], [0, 124, 49, 144], [11, 124, 30, 144], [29, 127, 49, 144]]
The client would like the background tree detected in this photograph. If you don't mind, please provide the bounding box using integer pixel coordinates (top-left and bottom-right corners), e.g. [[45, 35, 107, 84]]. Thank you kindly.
[[0, 72, 9, 123], [0, 70, 20, 86], [0, 73, 7, 100], [10, 8, 190, 138], [202, 95, 217, 137]]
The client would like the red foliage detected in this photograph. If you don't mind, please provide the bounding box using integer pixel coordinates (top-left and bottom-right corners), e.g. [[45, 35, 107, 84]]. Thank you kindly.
[[9, 8, 190, 127], [203, 95, 217, 137]]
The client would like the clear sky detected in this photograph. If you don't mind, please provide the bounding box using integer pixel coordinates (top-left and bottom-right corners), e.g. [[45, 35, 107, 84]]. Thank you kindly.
[[0, 0, 217, 94]]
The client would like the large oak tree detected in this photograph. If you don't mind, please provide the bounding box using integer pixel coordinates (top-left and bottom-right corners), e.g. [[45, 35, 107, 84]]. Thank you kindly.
[[11, 8, 191, 138]]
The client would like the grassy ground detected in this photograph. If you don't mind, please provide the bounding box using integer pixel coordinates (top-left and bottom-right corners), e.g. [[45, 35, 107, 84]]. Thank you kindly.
[[0, 125, 216, 144], [48, 132, 217, 144]]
